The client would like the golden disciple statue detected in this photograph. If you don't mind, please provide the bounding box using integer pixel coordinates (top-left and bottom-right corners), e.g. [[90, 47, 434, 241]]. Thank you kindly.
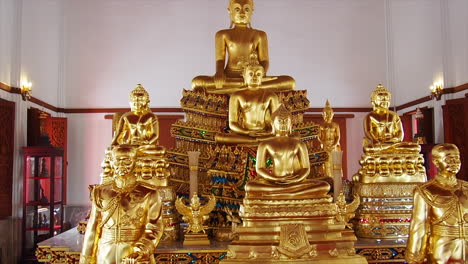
[[319, 100, 341, 177], [191, 0, 295, 92], [406, 144, 468, 264], [80, 145, 164, 264], [245, 105, 330, 199], [111, 84, 164, 154], [363, 84, 420, 154], [215, 57, 279, 144]]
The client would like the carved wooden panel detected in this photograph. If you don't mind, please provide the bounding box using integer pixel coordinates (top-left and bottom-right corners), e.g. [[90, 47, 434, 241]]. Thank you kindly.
[[0, 98, 15, 219], [303, 115, 349, 179], [44, 117, 68, 203], [443, 97, 467, 180]]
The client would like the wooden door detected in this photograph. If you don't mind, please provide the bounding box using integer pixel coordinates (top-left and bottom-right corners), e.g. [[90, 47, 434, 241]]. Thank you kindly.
[[0, 98, 15, 218], [443, 97, 468, 180]]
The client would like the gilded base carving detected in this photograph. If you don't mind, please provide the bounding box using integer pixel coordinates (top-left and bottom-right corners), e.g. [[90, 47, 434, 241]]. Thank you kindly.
[[222, 198, 366, 264], [183, 233, 211, 246], [356, 152, 426, 183], [353, 182, 421, 239]]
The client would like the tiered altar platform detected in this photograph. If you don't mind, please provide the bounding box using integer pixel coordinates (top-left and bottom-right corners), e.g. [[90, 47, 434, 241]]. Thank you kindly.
[[36, 228, 408, 264]]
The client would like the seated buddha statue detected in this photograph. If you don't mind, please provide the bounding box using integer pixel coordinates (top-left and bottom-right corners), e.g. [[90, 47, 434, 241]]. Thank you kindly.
[[111, 84, 165, 155], [191, 0, 294, 93], [406, 144, 468, 264], [80, 145, 164, 264], [245, 105, 330, 199], [215, 57, 279, 145], [318, 100, 341, 177], [363, 84, 420, 154]]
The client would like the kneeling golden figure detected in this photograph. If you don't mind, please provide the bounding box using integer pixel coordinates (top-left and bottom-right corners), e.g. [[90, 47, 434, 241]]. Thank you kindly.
[[406, 144, 468, 264], [79, 145, 164, 264], [245, 104, 330, 199]]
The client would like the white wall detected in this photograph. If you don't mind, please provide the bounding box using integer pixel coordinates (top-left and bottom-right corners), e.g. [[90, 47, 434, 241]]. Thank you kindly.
[[447, 0, 468, 87], [63, 0, 387, 108], [21, 0, 64, 107], [67, 114, 112, 205]]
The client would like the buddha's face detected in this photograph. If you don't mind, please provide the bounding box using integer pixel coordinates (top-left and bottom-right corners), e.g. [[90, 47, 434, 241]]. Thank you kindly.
[[372, 91, 390, 110], [435, 148, 461, 175], [273, 116, 292, 135], [130, 94, 149, 113], [323, 110, 334, 123], [112, 151, 135, 179], [243, 65, 263, 88], [228, 0, 253, 25]]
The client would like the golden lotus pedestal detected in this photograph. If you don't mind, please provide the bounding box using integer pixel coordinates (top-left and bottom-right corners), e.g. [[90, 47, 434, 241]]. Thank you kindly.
[[353, 151, 426, 239], [221, 197, 367, 264]]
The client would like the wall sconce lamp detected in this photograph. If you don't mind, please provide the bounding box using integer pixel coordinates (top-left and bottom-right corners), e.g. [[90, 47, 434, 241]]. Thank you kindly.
[[21, 81, 32, 101], [430, 82, 443, 101]]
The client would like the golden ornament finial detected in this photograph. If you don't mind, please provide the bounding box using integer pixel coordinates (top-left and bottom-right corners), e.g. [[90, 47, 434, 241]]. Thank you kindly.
[[324, 99, 333, 114]]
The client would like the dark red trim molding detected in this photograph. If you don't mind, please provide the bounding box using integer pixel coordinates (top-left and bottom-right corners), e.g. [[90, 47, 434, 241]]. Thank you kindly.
[[2, 82, 467, 114]]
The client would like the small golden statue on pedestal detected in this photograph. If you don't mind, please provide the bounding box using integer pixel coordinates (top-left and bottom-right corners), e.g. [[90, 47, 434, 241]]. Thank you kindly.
[[406, 144, 468, 264], [222, 106, 366, 264], [192, 0, 294, 92], [318, 100, 341, 178], [79, 145, 164, 264], [353, 84, 426, 239], [175, 193, 216, 246]]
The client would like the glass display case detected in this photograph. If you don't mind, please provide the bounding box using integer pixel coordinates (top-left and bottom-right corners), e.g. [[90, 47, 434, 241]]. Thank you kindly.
[[22, 146, 65, 260]]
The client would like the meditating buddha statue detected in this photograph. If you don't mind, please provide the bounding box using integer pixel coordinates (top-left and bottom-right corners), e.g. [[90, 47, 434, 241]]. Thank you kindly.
[[191, 0, 295, 93], [215, 55, 280, 144], [222, 105, 366, 263], [318, 100, 341, 177], [111, 84, 165, 155], [80, 145, 164, 264], [406, 144, 468, 264], [363, 84, 420, 154], [245, 104, 330, 199], [355, 84, 425, 184]]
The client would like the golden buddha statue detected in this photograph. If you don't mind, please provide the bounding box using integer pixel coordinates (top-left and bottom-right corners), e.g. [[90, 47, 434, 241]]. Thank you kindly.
[[406, 144, 468, 264], [245, 104, 330, 199], [318, 100, 341, 177], [191, 0, 295, 92], [111, 84, 164, 155], [215, 57, 280, 144], [363, 84, 420, 154], [80, 145, 164, 264]]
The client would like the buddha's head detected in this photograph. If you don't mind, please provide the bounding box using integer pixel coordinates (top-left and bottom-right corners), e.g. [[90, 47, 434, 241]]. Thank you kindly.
[[242, 53, 264, 88], [111, 145, 137, 180], [130, 84, 150, 114], [228, 0, 254, 26], [322, 100, 334, 123], [371, 84, 391, 111], [432, 144, 461, 176], [272, 104, 292, 136]]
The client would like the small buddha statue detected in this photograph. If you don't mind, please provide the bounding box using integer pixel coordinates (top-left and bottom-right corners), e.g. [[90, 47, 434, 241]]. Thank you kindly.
[[406, 144, 468, 264], [111, 84, 165, 155], [245, 105, 330, 199], [318, 100, 341, 177], [363, 84, 420, 154], [215, 56, 279, 144], [191, 0, 295, 92], [80, 145, 164, 264]]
